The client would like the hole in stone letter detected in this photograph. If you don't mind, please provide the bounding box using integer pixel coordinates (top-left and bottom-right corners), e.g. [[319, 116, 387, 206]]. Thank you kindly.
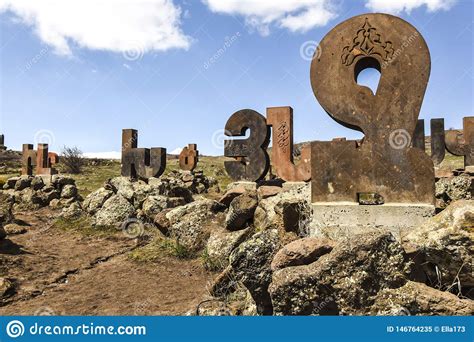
[[354, 56, 381, 95]]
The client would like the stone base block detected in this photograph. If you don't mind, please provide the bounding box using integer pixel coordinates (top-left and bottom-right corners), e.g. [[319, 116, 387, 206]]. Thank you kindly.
[[310, 202, 435, 241]]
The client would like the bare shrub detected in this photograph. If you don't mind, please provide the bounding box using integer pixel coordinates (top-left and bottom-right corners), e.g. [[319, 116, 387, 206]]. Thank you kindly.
[[61, 146, 85, 174]]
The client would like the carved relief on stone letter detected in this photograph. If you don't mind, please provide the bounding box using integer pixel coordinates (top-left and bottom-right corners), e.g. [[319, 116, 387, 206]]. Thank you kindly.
[[341, 18, 394, 67], [445, 117, 474, 168], [224, 109, 270, 182], [266, 106, 310, 182], [310, 13, 434, 204], [121, 129, 166, 180], [179, 144, 199, 171]]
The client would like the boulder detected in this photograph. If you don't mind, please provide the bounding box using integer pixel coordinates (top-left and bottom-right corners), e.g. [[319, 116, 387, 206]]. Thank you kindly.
[[109, 177, 135, 202], [230, 229, 281, 315], [15, 176, 32, 191], [30, 176, 45, 190], [436, 174, 473, 209], [93, 194, 135, 227], [0, 192, 14, 225], [131, 181, 155, 209], [3, 177, 19, 190], [195, 300, 232, 316], [142, 195, 168, 219], [51, 175, 75, 188], [370, 281, 474, 315], [149, 177, 193, 203], [3, 223, 27, 235], [167, 197, 187, 208], [218, 186, 247, 207], [37, 188, 60, 205], [60, 184, 77, 199], [257, 186, 281, 201], [153, 208, 172, 235], [275, 198, 311, 234], [269, 232, 411, 315], [254, 183, 310, 236], [271, 237, 335, 271], [19, 189, 45, 208], [166, 199, 224, 251], [60, 202, 83, 219], [0, 226, 6, 240], [403, 200, 474, 289], [206, 227, 252, 269], [0, 277, 14, 298], [225, 194, 257, 231], [83, 188, 114, 214], [210, 266, 237, 298]]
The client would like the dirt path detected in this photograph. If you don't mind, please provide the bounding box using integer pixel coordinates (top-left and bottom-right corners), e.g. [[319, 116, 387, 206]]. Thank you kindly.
[[0, 208, 214, 315]]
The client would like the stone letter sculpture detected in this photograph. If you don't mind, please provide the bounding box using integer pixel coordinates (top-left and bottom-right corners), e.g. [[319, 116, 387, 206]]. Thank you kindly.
[[22, 144, 37, 176], [266, 106, 310, 182], [36, 143, 58, 175], [445, 117, 473, 168], [310, 14, 434, 204], [22, 143, 58, 176], [0, 134, 6, 151], [430, 119, 446, 165], [412, 118, 446, 165], [224, 109, 270, 181], [121, 129, 166, 180], [179, 144, 199, 171]]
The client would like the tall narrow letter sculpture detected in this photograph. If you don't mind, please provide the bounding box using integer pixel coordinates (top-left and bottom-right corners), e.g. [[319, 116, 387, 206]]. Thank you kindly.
[[266, 106, 310, 182]]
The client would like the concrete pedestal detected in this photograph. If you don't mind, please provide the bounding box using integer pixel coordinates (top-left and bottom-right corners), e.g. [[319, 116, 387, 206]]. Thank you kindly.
[[310, 202, 435, 241]]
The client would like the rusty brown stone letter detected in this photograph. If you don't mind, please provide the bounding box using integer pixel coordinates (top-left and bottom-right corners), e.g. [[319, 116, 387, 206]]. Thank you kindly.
[[224, 109, 270, 182], [310, 14, 434, 204], [179, 144, 199, 171], [266, 106, 310, 182]]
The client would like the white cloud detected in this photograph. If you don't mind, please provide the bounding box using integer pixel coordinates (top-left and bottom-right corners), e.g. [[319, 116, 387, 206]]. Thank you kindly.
[[365, 0, 456, 14], [203, 0, 338, 35], [0, 0, 191, 56]]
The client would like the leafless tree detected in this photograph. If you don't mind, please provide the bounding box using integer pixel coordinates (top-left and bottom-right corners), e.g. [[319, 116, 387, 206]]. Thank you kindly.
[[61, 146, 85, 174]]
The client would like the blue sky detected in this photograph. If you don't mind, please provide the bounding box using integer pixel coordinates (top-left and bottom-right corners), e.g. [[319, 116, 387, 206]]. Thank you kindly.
[[0, 0, 472, 156]]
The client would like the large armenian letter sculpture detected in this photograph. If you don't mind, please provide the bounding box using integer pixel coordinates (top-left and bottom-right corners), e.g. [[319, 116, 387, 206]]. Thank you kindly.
[[224, 109, 270, 182], [310, 14, 434, 204], [266, 106, 311, 182], [121, 129, 166, 180]]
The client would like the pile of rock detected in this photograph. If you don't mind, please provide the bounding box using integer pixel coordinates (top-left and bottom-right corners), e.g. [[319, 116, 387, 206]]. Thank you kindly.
[[196, 182, 310, 269], [205, 195, 473, 316], [435, 173, 473, 209], [83, 176, 195, 227], [166, 169, 220, 194], [1, 175, 81, 211]]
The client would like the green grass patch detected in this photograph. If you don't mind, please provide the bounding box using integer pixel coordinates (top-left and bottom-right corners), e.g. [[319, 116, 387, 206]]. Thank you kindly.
[[128, 236, 194, 262], [53, 216, 119, 237]]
